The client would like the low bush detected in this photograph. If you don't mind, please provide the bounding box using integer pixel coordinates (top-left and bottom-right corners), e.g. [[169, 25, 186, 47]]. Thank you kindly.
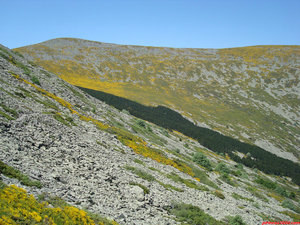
[[31, 76, 40, 85], [190, 166, 218, 189], [215, 162, 231, 174], [0, 185, 118, 225], [169, 203, 225, 225], [192, 152, 212, 171], [275, 186, 288, 197], [226, 215, 246, 225], [213, 190, 225, 199], [232, 168, 248, 179], [254, 176, 277, 190], [136, 119, 146, 128], [220, 173, 236, 186], [246, 186, 269, 202]]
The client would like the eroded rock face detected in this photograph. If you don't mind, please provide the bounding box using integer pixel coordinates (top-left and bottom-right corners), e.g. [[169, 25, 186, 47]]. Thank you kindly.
[[0, 44, 296, 224]]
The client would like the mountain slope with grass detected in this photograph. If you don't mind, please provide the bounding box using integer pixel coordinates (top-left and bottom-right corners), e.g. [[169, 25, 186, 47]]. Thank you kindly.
[[1, 43, 299, 224], [15, 38, 300, 164]]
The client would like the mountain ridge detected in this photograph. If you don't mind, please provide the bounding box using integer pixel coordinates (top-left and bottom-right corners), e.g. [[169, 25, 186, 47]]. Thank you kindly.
[[20, 37, 300, 49]]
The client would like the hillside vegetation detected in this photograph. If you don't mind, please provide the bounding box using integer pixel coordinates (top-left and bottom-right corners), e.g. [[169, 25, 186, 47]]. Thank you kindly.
[[0, 41, 298, 224], [15, 38, 300, 163]]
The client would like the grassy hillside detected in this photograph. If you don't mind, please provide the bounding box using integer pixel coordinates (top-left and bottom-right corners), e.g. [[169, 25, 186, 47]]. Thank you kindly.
[[15, 38, 300, 162]]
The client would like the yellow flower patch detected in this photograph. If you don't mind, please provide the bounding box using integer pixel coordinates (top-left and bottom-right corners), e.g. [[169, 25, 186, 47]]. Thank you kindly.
[[0, 185, 98, 225]]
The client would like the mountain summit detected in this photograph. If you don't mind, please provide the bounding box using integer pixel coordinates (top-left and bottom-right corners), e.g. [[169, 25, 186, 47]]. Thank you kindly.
[[15, 38, 300, 163]]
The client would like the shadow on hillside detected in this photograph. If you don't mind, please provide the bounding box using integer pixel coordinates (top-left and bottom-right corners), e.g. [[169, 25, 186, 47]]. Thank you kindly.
[[78, 86, 300, 185]]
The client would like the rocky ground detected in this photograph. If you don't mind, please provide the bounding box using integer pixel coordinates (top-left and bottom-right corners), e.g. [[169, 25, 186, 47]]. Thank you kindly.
[[0, 44, 298, 224]]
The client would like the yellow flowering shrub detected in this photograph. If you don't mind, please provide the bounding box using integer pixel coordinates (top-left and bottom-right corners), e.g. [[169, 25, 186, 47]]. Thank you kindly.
[[10, 73, 78, 115], [115, 127, 196, 178], [0, 185, 117, 225]]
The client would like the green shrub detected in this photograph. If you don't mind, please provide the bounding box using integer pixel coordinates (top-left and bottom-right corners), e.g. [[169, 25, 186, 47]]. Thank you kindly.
[[65, 116, 76, 126], [288, 191, 296, 199], [191, 166, 218, 189], [220, 173, 235, 186], [275, 186, 288, 197], [13, 50, 24, 58], [31, 76, 41, 85], [136, 119, 146, 128], [232, 168, 248, 179], [169, 203, 225, 225], [246, 186, 269, 202], [126, 166, 182, 192], [192, 152, 212, 171], [215, 162, 230, 174], [227, 215, 246, 225], [236, 163, 244, 170], [254, 177, 277, 190]]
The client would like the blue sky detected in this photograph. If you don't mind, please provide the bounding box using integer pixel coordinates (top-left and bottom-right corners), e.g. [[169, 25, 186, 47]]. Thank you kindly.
[[1, 0, 299, 49]]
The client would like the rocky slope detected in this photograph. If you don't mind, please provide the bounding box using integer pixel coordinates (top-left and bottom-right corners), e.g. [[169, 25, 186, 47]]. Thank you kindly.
[[15, 38, 300, 163], [1, 44, 300, 224]]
